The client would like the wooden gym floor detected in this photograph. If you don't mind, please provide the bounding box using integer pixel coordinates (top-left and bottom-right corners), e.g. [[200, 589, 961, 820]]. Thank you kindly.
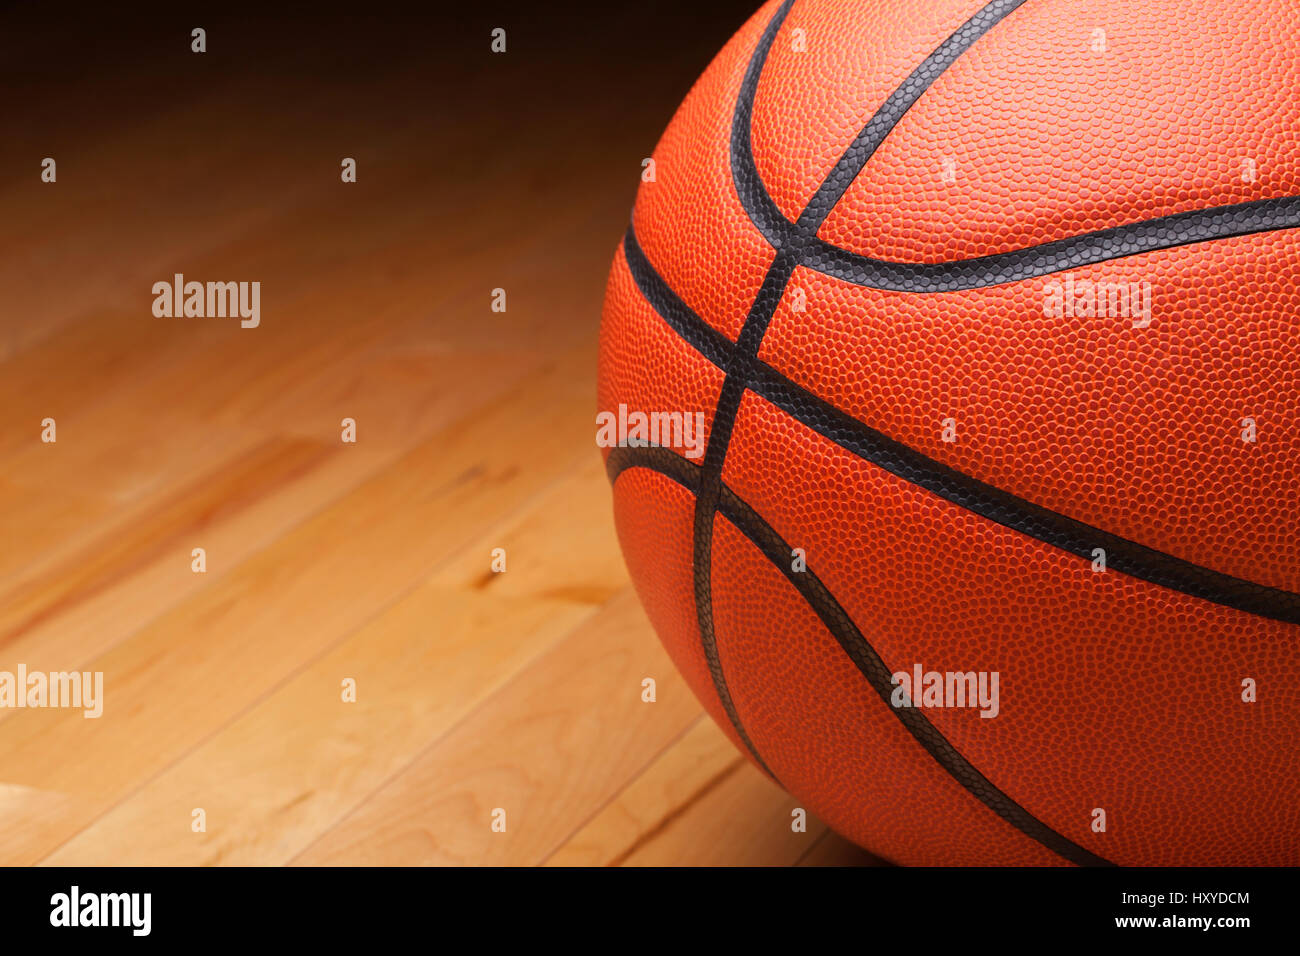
[[0, 2, 883, 865]]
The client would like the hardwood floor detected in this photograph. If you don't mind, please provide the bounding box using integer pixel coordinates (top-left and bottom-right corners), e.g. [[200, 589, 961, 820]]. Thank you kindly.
[[0, 2, 882, 866]]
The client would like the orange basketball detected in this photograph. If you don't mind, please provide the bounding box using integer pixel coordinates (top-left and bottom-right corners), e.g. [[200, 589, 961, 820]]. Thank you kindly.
[[597, 0, 1300, 866]]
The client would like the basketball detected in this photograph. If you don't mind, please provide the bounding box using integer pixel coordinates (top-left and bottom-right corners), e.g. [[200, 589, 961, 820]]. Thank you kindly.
[[597, 0, 1300, 865]]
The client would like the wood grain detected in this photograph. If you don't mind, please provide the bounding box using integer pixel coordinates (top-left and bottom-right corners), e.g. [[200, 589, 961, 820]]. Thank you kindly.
[[0, 2, 880, 867]]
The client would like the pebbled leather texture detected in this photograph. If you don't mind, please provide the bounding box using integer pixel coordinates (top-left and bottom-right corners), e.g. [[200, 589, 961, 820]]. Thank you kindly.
[[598, 0, 1300, 865]]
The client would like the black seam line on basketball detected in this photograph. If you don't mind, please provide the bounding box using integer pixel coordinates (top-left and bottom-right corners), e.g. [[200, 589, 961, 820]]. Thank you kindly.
[[688, 248, 803, 781], [630, 217, 773, 775], [795, 0, 1032, 230], [607, 445, 1115, 869], [746, 363, 1300, 626], [730, 0, 1031, 249], [728, 0, 796, 249], [623, 226, 733, 369], [688, 0, 1033, 803], [622, 224, 1300, 627], [682, 0, 800, 781], [726, 0, 1300, 291], [805, 196, 1300, 292]]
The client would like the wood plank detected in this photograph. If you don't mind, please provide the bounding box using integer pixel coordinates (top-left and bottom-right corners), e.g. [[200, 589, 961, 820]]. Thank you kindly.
[[0, 345, 598, 864], [0, 437, 379, 670], [542, 716, 732, 866], [546, 715, 842, 867], [293, 588, 699, 866], [40, 590, 592, 866], [42, 454, 628, 864], [617, 762, 827, 867], [0, 1, 835, 870]]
